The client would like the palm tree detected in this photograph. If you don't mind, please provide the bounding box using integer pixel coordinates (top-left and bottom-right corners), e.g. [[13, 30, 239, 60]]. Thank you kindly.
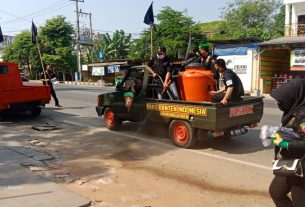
[[95, 30, 131, 60]]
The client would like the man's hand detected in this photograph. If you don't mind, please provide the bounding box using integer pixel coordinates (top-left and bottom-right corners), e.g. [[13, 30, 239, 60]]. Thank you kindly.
[[221, 99, 228, 105], [152, 72, 157, 78], [209, 91, 217, 95], [163, 83, 169, 92], [272, 133, 289, 149]]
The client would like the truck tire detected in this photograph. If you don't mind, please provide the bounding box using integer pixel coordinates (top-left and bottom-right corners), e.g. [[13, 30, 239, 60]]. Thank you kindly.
[[169, 120, 197, 148], [30, 107, 42, 116], [104, 107, 122, 130]]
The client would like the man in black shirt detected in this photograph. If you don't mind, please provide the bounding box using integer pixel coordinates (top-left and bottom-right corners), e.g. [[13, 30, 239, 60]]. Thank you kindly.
[[146, 46, 178, 99], [41, 65, 62, 107], [209, 58, 244, 105], [198, 43, 219, 89]]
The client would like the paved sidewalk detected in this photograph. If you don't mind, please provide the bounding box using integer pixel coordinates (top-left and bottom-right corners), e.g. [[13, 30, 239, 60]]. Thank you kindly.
[[0, 127, 90, 207]]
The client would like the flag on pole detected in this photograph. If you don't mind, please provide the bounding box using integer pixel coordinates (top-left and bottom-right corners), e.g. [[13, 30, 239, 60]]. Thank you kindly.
[[144, 2, 154, 25], [31, 21, 38, 44], [0, 26, 3, 43]]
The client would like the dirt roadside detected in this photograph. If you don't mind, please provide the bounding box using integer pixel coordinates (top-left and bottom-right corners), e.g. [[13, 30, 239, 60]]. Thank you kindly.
[[3, 120, 274, 207]]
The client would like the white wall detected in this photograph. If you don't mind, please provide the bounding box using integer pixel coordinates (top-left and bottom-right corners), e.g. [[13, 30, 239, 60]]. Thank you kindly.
[[218, 50, 254, 93], [285, 1, 305, 36]]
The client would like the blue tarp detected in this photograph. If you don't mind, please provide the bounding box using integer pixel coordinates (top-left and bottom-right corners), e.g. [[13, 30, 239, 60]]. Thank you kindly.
[[213, 44, 259, 56]]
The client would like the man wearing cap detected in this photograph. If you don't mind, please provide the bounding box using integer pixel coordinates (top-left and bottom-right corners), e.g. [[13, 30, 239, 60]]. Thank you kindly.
[[146, 46, 178, 99], [198, 43, 219, 88], [209, 58, 244, 105], [199, 43, 215, 69]]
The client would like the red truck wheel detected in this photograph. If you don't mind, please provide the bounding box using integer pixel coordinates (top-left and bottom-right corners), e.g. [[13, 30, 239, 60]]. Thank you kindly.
[[169, 120, 197, 148], [104, 107, 122, 130]]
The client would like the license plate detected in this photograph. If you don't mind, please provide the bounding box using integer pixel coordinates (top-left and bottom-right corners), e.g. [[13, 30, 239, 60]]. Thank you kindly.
[[230, 128, 248, 136]]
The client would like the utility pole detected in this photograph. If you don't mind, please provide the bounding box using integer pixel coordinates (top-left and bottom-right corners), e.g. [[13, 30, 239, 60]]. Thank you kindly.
[[78, 9, 93, 61], [71, 0, 84, 81]]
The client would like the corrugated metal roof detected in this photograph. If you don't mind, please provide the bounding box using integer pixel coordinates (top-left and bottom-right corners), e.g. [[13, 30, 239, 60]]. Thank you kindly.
[[260, 36, 305, 45]]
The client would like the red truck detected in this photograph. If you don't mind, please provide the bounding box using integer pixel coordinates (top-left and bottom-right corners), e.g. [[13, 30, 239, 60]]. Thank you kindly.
[[0, 62, 50, 117]]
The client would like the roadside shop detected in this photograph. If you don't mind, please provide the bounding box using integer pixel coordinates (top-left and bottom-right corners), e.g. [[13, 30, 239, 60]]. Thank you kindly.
[[82, 61, 132, 85], [260, 36, 305, 93]]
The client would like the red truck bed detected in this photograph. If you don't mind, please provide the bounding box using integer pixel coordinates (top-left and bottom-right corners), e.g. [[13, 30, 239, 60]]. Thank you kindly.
[[0, 85, 50, 109], [0, 62, 51, 111]]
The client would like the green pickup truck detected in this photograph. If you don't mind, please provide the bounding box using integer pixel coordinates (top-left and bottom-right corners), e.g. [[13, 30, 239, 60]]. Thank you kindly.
[[96, 66, 264, 148]]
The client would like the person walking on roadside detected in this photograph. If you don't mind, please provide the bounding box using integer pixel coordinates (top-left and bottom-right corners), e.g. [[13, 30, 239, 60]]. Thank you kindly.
[[269, 77, 305, 207], [41, 65, 62, 107]]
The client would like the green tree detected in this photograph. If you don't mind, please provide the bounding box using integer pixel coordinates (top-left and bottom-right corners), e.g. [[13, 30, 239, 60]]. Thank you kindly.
[[128, 30, 152, 61], [3, 31, 40, 78], [199, 21, 224, 40], [129, 6, 205, 60], [273, 4, 285, 38], [39, 16, 76, 80], [218, 0, 283, 40], [92, 30, 131, 61]]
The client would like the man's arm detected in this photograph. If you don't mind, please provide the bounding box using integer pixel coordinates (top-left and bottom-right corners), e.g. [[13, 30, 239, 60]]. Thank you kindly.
[[221, 86, 233, 105], [146, 66, 157, 77], [163, 71, 171, 88], [209, 86, 226, 95]]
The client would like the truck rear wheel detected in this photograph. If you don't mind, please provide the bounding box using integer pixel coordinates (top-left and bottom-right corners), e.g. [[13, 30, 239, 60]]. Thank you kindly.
[[104, 107, 122, 130], [30, 107, 41, 116], [169, 120, 197, 148]]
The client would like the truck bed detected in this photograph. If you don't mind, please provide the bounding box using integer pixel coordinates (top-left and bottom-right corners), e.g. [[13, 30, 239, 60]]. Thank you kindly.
[[145, 96, 264, 131], [0, 85, 50, 109]]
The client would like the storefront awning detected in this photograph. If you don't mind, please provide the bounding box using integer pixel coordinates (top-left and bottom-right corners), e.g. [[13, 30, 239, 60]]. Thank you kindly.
[[88, 61, 128, 67], [260, 36, 305, 46]]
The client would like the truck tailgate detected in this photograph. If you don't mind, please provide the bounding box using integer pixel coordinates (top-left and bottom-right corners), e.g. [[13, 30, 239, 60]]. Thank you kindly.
[[214, 97, 264, 130], [0, 85, 51, 108]]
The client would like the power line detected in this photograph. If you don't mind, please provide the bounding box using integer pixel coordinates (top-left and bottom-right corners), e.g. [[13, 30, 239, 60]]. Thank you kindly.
[[0, 0, 71, 25]]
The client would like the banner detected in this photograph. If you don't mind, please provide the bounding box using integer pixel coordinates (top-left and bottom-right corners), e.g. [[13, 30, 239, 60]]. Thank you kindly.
[[292, 49, 305, 66]]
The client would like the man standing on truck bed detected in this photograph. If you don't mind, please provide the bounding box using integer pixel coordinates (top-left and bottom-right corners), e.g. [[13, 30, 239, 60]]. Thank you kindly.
[[209, 58, 244, 105], [198, 43, 219, 89], [41, 65, 62, 107], [146, 46, 178, 99]]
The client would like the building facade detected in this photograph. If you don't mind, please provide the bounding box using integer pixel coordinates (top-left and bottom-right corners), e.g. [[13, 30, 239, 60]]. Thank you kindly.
[[259, 0, 305, 93]]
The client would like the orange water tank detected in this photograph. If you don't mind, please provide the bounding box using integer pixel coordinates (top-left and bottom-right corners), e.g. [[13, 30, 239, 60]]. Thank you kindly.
[[178, 67, 215, 102]]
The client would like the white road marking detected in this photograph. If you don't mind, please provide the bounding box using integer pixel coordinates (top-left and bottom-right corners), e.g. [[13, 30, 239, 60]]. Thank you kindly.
[[62, 119, 271, 171]]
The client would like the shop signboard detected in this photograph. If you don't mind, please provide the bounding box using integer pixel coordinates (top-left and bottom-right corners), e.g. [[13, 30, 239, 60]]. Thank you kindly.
[[82, 64, 88, 71], [218, 50, 253, 92], [291, 49, 305, 66], [107, 65, 120, 73], [92, 66, 105, 76]]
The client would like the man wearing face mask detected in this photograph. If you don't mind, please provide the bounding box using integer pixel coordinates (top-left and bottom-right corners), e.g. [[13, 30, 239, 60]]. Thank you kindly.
[[209, 58, 244, 105], [146, 46, 178, 99]]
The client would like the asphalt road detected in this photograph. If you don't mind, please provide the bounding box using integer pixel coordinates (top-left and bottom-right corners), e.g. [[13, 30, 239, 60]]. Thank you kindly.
[[0, 84, 284, 206]]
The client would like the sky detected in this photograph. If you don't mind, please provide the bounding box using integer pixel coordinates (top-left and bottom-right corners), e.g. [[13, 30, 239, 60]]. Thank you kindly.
[[0, 0, 232, 37]]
